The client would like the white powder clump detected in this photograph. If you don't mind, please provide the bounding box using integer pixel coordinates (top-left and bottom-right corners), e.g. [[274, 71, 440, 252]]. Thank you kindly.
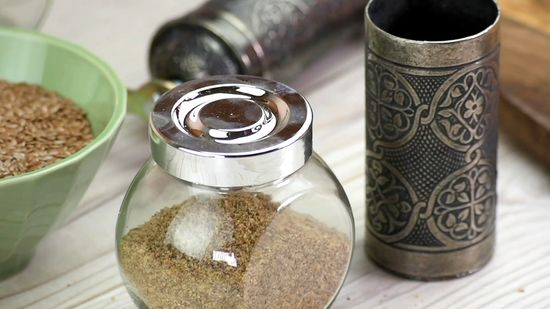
[[164, 197, 234, 260]]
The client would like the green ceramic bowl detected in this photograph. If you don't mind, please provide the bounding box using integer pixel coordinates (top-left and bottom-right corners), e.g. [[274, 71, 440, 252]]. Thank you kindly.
[[0, 27, 126, 279]]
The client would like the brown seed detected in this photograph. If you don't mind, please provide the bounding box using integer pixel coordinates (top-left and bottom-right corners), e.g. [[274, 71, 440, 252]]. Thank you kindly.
[[119, 192, 351, 309], [0, 80, 93, 178]]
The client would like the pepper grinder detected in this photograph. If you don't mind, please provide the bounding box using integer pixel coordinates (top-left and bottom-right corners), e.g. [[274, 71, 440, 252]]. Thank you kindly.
[[129, 0, 367, 119], [150, 0, 366, 82]]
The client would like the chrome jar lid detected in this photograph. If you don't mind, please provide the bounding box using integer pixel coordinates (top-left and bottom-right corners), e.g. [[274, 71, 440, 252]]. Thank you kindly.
[[149, 75, 313, 187]]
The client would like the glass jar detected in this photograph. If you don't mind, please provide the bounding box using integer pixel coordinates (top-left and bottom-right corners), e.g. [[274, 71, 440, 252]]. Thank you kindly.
[[116, 75, 354, 309]]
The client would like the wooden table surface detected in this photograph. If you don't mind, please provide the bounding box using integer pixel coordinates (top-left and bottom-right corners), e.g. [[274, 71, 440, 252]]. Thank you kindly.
[[1, 1, 550, 308]]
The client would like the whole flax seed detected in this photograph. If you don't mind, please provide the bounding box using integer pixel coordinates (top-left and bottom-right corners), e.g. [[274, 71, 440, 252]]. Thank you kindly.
[[119, 192, 351, 309], [0, 80, 93, 179]]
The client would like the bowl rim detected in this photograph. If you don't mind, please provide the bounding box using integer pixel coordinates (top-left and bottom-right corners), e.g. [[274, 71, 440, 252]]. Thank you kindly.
[[0, 27, 127, 185]]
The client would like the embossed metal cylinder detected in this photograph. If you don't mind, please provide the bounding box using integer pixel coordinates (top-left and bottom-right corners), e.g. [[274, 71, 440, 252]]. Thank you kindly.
[[149, 0, 367, 83], [365, 0, 500, 280]]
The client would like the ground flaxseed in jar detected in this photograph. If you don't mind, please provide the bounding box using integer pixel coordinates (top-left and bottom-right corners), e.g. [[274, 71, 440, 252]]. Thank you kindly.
[[119, 192, 352, 309], [0, 80, 94, 178]]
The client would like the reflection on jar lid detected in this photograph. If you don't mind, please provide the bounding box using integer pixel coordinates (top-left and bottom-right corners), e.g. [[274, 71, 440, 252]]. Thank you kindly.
[[150, 75, 313, 187]]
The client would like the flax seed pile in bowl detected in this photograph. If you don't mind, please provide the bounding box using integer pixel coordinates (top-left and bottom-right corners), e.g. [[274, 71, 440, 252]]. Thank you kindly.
[[0, 26, 127, 279], [0, 80, 94, 179]]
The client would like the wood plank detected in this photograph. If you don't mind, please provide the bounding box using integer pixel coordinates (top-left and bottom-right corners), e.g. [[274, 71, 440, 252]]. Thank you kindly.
[[500, 0, 550, 35], [500, 1, 550, 167]]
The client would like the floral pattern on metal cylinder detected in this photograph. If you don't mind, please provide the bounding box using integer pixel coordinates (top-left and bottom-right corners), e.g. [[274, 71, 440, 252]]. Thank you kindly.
[[365, 0, 501, 280]]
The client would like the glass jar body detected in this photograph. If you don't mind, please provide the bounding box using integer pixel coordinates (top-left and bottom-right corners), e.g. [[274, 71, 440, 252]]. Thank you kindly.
[[116, 153, 354, 309]]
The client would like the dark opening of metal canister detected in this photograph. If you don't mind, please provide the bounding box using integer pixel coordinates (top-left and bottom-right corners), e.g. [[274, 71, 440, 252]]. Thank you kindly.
[[368, 0, 499, 41]]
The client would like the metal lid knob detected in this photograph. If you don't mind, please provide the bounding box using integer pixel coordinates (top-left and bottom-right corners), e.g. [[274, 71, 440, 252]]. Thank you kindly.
[[150, 75, 313, 187]]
